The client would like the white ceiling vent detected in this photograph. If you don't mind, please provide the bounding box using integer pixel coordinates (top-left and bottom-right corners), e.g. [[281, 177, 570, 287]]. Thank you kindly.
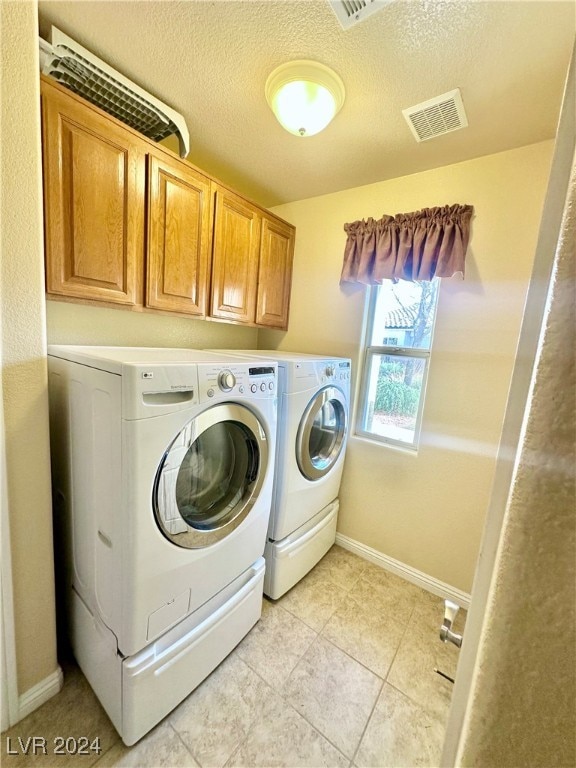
[[402, 89, 468, 143], [39, 27, 190, 157], [329, 0, 394, 30]]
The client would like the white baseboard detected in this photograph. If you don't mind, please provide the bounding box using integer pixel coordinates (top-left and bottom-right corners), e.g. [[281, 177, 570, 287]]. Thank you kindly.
[[335, 533, 471, 609], [17, 666, 63, 722]]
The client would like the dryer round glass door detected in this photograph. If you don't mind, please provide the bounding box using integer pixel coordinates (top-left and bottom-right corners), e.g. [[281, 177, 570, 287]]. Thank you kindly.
[[153, 404, 269, 548], [296, 386, 348, 481]]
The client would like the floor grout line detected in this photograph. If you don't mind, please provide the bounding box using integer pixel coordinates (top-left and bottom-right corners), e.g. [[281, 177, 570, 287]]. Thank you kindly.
[[279, 630, 384, 763], [14, 548, 456, 768], [318, 631, 388, 682], [222, 641, 351, 768], [265, 628, 369, 763], [276, 579, 350, 635], [254, 560, 441, 765], [348, 590, 424, 766], [345, 602, 419, 767], [350, 672, 386, 768], [86, 736, 122, 768], [168, 721, 201, 766], [385, 678, 450, 724]]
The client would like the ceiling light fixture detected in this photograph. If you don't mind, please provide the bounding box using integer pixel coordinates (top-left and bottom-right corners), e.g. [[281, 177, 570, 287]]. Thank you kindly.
[[265, 60, 345, 137]]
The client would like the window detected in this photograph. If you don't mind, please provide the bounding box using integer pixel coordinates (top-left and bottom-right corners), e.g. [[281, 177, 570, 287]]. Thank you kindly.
[[357, 279, 440, 449]]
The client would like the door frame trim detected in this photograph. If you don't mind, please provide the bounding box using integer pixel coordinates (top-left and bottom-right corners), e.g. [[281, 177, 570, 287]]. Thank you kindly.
[[441, 43, 575, 767], [1, 357, 20, 730]]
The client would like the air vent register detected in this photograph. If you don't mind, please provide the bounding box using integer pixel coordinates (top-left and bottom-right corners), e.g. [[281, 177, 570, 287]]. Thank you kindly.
[[329, 0, 394, 29], [402, 89, 468, 143], [39, 27, 190, 158]]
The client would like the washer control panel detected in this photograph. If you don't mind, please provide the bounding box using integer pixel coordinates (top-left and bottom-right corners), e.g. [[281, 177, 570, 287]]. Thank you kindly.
[[218, 370, 236, 391], [197, 363, 277, 402]]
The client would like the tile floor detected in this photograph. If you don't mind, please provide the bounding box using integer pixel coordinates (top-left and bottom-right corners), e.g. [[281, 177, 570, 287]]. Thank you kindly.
[[2, 546, 465, 768]]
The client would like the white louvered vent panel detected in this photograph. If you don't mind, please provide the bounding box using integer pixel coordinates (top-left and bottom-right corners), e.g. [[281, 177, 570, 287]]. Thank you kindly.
[[403, 89, 468, 143], [329, 0, 395, 29], [39, 27, 190, 157]]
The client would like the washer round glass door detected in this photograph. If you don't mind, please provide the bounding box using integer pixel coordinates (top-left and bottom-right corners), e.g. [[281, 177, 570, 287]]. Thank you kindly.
[[153, 404, 269, 548], [296, 386, 348, 481]]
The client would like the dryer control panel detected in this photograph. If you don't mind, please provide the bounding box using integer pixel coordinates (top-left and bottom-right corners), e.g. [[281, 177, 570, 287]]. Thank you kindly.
[[288, 358, 351, 395], [323, 359, 352, 385], [197, 362, 277, 402]]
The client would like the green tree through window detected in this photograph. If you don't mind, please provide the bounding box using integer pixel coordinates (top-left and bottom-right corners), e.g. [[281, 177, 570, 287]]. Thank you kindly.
[[358, 279, 439, 448]]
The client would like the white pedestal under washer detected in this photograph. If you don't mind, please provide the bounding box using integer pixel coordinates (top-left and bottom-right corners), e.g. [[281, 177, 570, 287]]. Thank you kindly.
[[47, 346, 277, 744], [210, 350, 351, 598]]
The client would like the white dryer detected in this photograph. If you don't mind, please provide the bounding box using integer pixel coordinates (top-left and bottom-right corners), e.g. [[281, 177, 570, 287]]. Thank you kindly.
[[47, 346, 277, 745], [211, 350, 351, 598]]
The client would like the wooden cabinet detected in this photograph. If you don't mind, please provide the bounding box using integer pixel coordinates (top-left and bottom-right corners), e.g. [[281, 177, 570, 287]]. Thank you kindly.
[[41, 83, 145, 305], [146, 153, 211, 316], [256, 216, 294, 329], [41, 76, 295, 329], [210, 186, 294, 329], [210, 187, 261, 324]]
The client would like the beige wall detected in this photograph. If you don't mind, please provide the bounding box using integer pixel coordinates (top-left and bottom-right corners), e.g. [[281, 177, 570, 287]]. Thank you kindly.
[[46, 302, 258, 349], [262, 140, 553, 593], [1, 0, 58, 694]]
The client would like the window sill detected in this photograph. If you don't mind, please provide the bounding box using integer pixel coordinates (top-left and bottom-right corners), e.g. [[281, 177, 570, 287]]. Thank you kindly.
[[350, 432, 419, 457]]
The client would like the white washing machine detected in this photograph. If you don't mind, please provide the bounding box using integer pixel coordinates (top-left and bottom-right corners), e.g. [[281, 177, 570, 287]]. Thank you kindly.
[[47, 346, 277, 745], [211, 350, 351, 598]]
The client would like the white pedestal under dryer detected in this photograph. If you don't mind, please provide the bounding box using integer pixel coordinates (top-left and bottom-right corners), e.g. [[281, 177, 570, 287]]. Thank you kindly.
[[211, 350, 351, 598], [47, 346, 277, 745]]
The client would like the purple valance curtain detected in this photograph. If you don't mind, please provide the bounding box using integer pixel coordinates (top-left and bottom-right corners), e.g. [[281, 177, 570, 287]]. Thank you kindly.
[[340, 204, 474, 284]]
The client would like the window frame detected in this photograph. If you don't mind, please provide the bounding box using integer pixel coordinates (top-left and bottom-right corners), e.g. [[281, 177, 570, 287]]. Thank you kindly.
[[355, 281, 439, 451]]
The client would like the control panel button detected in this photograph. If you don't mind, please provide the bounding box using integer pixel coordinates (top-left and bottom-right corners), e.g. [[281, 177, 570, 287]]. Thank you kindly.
[[268, 381, 274, 390], [238, 385, 244, 394], [251, 384, 258, 393], [218, 370, 236, 391], [260, 383, 266, 392], [207, 388, 215, 398]]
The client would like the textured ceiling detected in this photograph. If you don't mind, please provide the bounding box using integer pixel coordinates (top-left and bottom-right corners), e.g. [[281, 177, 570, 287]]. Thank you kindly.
[[37, 0, 575, 207]]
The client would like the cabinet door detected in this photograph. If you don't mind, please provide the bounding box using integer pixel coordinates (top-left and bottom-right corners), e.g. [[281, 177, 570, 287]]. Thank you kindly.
[[256, 217, 295, 329], [146, 154, 211, 315], [41, 83, 144, 305], [210, 187, 261, 324]]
